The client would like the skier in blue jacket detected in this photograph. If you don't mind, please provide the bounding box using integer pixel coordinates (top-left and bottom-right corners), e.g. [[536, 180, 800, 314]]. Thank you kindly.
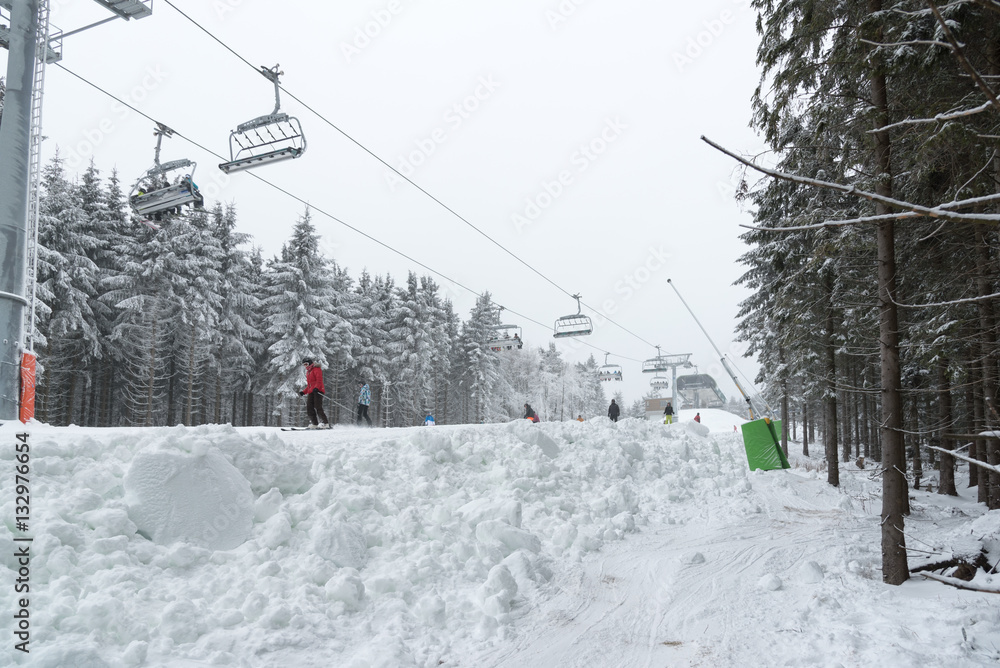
[[357, 380, 373, 427]]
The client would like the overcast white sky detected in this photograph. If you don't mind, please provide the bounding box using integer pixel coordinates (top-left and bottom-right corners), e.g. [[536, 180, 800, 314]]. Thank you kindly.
[[3, 0, 768, 407]]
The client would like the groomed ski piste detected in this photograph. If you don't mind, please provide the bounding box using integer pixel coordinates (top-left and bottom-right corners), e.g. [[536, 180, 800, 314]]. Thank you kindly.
[[2, 409, 999, 667]]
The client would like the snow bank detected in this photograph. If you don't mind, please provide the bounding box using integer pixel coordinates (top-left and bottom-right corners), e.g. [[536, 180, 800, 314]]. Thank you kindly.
[[2, 414, 998, 667]]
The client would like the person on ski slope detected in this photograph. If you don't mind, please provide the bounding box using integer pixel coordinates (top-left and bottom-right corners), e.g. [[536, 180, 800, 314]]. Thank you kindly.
[[424, 414, 435, 426], [576, 414, 585, 422], [299, 359, 329, 429], [663, 401, 674, 424], [608, 399, 621, 423], [523, 403, 539, 423], [357, 380, 373, 427], [694, 412, 701, 423]]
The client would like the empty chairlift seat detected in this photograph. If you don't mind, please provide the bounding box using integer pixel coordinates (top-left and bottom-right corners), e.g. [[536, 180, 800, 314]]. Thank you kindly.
[[219, 65, 306, 174], [553, 294, 592, 338]]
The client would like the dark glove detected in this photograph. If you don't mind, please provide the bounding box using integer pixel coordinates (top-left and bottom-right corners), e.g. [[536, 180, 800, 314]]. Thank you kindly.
[[299, 390, 305, 396]]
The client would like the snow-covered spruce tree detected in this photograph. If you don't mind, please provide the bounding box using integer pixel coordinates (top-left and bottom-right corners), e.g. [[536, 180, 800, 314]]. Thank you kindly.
[[209, 203, 261, 425], [90, 168, 133, 426], [322, 261, 357, 424], [387, 272, 436, 426], [34, 153, 101, 425], [458, 293, 501, 423], [352, 270, 391, 420], [260, 207, 335, 426]]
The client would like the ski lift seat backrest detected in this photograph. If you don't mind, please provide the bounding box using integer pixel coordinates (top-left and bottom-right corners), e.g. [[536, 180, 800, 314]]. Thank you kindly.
[[553, 314, 592, 338], [219, 112, 306, 174]]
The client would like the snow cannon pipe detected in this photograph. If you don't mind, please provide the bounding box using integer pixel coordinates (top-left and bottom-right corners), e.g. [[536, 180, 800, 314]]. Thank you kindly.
[[665, 278, 763, 420]]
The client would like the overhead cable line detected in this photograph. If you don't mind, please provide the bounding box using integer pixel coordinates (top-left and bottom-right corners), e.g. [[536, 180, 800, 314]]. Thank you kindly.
[[53, 63, 644, 364], [160, 0, 660, 353]]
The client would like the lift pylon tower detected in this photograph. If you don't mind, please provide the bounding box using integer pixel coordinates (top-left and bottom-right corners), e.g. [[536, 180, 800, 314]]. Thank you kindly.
[[0, 0, 151, 422]]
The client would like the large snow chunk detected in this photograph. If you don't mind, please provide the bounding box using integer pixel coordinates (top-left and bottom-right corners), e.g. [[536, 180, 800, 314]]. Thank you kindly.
[[312, 515, 369, 569], [476, 519, 541, 556], [509, 420, 561, 458], [124, 447, 254, 551]]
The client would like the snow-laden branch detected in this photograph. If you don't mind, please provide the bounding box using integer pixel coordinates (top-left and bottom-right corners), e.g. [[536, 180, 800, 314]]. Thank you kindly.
[[927, 1, 1000, 114], [922, 443, 1000, 475], [870, 101, 993, 133], [702, 136, 1000, 227], [915, 571, 1000, 593], [891, 290, 1000, 309]]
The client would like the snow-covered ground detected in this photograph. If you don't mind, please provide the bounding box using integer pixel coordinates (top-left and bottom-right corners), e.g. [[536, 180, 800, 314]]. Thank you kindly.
[[2, 409, 998, 667]]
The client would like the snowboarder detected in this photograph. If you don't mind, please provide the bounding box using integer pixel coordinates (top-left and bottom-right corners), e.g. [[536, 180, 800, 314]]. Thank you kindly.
[[663, 401, 674, 425], [524, 403, 539, 423], [357, 380, 373, 427], [694, 412, 701, 423], [424, 414, 435, 426], [608, 399, 620, 423], [576, 414, 584, 422], [299, 359, 329, 429]]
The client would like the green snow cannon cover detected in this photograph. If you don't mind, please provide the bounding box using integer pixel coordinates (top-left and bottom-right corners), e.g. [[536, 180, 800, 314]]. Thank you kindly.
[[741, 417, 790, 471]]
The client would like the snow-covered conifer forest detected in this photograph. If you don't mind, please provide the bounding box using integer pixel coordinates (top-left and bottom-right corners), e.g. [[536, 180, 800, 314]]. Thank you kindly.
[[27, 155, 610, 429]]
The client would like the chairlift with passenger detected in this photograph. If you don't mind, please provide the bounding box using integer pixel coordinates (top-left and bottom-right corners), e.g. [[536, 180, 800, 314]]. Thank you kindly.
[[598, 353, 622, 381], [128, 123, 204, 220], [219, 65, 307, 174], [553, 294, 592, 338], [650, 376, 669, 391], [486, 307, 523, 352]]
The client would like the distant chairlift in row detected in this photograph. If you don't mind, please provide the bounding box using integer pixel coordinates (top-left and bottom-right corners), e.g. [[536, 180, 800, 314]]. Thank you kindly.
[[129, 123, 204, 221], [598, 353, 622, 381], [553, 294, 593, 338], [650, 376, 669, 391], [219, 65, 307, 174], [487, 308, 523, 351]]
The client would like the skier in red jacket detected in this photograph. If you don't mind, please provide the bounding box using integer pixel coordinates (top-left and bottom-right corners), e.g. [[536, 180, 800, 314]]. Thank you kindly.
[[299, 358, 330, 429]]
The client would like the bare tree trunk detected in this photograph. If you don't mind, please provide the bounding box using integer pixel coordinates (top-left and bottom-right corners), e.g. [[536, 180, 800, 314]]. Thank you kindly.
[[824, 271, 840, 488], [145, 312, 158, 428], [802, 400, 809, 457], [869, 0, 908, 584], [937, 358, 957, 496], [185, 325, 195, 426]]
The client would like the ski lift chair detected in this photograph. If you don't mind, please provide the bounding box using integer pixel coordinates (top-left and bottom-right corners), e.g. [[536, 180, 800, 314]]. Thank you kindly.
[[553, 294, 593, 338], [129, 124, 205, 219], [650, 376, 669, 390], [219, 65, 306, 174], [487, 324, 523, 351], [598, 353, 623, 381]]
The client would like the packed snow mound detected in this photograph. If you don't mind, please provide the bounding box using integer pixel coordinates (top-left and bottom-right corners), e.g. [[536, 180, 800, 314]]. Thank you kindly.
[[124, 435, 254, 550], [3, 417, 999, 667]]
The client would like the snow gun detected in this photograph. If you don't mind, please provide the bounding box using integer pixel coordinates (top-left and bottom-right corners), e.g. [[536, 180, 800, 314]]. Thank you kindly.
[[666, 279, 789, 471]]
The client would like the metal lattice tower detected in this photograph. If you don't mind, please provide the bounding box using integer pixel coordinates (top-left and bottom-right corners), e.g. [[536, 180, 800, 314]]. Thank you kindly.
[[23, 0, 60, 352]]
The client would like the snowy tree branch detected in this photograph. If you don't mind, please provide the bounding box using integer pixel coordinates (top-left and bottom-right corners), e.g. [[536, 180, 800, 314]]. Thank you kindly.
[[703, 136, 1000, 227], [869, 101, 993, 132], [915, 571, 1000, 593], [922, 444, 1000, 475], [926, 0, 1000, 113], [890, 290, 1000, 309]]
